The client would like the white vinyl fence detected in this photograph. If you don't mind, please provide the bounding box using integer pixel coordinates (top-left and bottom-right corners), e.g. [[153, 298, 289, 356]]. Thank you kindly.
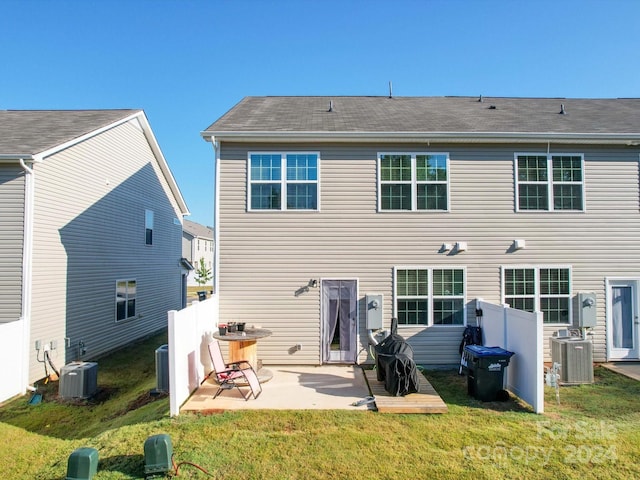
[[168, 295, 219, 416], [477, 299, 544, 414], [0, 319, 28, 403]]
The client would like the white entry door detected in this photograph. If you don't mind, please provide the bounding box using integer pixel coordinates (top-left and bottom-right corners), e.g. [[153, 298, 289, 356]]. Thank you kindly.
[[321, 279, 358, 363], [608, 280, 640, 360]]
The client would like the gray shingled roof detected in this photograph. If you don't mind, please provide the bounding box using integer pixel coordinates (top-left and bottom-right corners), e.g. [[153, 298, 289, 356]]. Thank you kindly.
[[203, 96, 640, 136], [0, 109, 140, 156], [183, 219, 214, 239]]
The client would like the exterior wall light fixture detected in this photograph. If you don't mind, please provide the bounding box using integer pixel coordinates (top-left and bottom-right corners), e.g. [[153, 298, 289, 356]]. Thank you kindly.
[[455, 242, 468, 253], [513, 239, 526, 250]]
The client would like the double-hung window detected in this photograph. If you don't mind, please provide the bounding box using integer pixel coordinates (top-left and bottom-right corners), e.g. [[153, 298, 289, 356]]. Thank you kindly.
[[145, 210, 154, 245], [515, 154, 584, 211], [394, 267, 465, 326], [502, 266, 571, 324], [379, 153, 449, 211], [249, 152, 319, 210], [116, 280, 136, 322]]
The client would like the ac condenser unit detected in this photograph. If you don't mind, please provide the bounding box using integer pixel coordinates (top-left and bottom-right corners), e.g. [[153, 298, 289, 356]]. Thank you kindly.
[[550, 337, 593, 384], [155, 344, 169, 392], [59, 362, 98, 399]]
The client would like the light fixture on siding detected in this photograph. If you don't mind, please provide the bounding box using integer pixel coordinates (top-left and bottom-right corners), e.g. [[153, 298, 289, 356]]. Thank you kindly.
[[295, 279, 318, 297], [441, 243, 453, 253], [455, 242, 468, 253], [513, 239, 526, 251]]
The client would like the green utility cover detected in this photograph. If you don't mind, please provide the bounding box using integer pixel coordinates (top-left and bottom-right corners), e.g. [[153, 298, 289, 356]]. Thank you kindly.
[[144, 434, 173, 475], [66, 447, 99, 480]]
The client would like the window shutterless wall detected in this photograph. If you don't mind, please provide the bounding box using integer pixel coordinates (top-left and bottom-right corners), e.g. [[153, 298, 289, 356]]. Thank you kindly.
[[217, 142, 640, 364]]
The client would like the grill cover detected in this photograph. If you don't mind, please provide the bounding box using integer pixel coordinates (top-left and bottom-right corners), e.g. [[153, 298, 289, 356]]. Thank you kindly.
[[374, 334, 419, 396]]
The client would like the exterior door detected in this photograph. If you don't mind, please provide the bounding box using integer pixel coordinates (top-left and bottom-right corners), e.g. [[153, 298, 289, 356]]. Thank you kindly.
[[321, 280, 358, 363], [608, 280, 639, 360]]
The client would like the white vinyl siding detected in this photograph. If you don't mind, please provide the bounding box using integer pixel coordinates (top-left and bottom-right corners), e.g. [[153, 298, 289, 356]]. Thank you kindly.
[[0, 165, 25, 323], [29, 118, 184, 383], [217, 143, 640, 365]]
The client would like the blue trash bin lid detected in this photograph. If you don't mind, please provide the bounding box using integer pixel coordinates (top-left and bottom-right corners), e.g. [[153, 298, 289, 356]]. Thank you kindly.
[[464, 345, 514, 357]]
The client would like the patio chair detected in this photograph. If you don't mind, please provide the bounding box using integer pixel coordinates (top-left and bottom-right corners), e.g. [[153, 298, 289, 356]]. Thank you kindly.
[[207, 340, 262, 400]]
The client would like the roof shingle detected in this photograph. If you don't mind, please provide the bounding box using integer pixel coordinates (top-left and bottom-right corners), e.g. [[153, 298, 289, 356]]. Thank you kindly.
[[203, 96, 640, 135], [0, 109, 140, 156]]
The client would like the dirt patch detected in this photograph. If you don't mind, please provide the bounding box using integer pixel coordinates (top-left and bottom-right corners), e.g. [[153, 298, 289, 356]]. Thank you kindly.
[[54, 386, 119, 406]]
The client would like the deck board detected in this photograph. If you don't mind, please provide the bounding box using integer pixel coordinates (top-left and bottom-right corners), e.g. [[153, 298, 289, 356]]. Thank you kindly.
[[364, 369, 448, 414]]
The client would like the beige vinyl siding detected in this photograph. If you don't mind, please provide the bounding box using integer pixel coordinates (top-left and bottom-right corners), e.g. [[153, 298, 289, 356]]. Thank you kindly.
[[217, 142, 640, 365], [29, 119, 183, 383], [0, 165, 25, 323]]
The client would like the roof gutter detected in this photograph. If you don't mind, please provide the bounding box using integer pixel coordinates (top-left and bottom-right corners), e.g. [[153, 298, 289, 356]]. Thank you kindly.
[[201, 130, 640, 145], [0, 154, 36, 161]]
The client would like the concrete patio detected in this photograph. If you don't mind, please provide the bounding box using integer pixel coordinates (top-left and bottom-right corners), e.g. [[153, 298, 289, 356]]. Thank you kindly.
[[601, 362, 640, 381], [179, 364, 448, 414], [181, 365, 375, 412]]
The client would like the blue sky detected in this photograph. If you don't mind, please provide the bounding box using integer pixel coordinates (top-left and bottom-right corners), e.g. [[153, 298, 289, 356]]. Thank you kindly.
[[3, 0, 639, 226]]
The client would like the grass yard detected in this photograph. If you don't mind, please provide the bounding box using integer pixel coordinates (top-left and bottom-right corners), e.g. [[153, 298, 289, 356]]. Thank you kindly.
[[1, 332, 639, 479]]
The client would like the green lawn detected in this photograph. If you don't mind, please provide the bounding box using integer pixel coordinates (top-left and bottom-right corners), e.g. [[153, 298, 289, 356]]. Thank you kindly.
[[1, 333, 639, 479]]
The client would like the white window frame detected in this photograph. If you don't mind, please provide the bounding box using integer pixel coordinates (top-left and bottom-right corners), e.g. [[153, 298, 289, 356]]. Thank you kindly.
[[145, 209, 154, 245], [378, 152, 450, 212], [514, 153, 585, 212], [501, 265, 572, 325], [115, 279, 137, 322], [247, 151, 320, 211], [393, 266, 466, 327]]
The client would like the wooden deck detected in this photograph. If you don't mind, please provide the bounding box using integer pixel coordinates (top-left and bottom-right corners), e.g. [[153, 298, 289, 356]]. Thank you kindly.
[[364, 369, 448, 414]]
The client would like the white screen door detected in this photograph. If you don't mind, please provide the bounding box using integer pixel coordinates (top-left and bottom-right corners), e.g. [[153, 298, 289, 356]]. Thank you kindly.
[[321, 280, 358, 363]]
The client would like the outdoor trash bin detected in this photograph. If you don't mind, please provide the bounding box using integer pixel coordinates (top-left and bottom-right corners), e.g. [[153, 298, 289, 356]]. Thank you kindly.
[[464, 345, 514, 401], [197, 291, 207, 301]]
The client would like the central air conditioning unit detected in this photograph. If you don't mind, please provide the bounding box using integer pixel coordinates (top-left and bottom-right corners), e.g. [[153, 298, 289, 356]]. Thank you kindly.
[[59, 362, 98, 399], [155, 344, 169, 392], [550, 337, 593, 384]]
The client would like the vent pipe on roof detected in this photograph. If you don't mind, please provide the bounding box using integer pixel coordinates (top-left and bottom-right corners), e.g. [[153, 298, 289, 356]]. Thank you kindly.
[[560, 104, 566, 115], [328, 100, 334, 112], [478, 95, 483, 102], [388, 81, 393, 98]]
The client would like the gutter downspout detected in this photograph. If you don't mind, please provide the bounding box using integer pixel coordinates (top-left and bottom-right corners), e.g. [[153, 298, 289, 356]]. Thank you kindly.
[[211, 138, 221, 319], [19, 158, 35, 394]]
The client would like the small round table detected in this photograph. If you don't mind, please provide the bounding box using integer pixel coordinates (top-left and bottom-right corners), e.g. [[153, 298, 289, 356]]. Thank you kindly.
[[212, 327, 273, 382]]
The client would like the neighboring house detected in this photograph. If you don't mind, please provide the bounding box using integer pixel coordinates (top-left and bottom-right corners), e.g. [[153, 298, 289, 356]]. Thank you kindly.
[[201, 96, 640, 367], [0, 109, 189, 403], [182, 219, 214, 288]]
